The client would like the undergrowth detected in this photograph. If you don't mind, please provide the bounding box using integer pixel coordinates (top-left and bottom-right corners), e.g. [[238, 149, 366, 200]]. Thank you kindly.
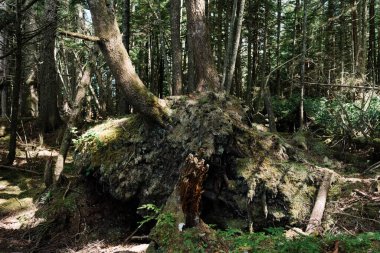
[[217, 227, 380, 253]]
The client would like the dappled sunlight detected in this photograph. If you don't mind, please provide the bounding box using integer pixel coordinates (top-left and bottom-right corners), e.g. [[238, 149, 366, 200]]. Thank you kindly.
[[0, 197, 33, 215], [0, 206, 45, 230]]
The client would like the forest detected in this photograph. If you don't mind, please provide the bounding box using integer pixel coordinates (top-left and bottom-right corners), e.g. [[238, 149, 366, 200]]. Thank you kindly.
[[0, 0, 379, 252]]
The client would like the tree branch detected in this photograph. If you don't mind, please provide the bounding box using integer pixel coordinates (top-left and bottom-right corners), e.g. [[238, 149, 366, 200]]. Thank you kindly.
[[58, 29, 101, 42]]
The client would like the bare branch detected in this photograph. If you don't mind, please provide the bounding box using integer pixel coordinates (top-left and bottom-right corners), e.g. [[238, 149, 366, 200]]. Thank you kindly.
[[58, 29, 101, 42]]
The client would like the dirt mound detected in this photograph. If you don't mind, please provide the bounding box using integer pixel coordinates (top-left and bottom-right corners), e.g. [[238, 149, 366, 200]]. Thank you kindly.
[[74, 93, 323, 230]]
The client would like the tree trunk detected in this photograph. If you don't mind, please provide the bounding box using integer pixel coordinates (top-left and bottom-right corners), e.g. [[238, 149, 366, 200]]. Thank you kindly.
[[351, 0, 358, 74], [52, 62, 92, 186], [368, 0, 375, 81], [170, 0, 183, 95], [6, 0, 22, 165], [305, 172, 333, 234], [86, 0, 169, 127], [357, 0, 367, 80], [222, 0, 246, 94], [300, 0, 308, 130], [324, 0, 335, 85], [186, 0, 220, 92], [275, 0, 281, 96], [38, 0, 61, 132], [1, 86, 7, 117]]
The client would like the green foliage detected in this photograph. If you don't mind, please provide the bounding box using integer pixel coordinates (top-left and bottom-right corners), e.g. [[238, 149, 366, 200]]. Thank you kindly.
[[216, 228, 380, 253], [305, 95, 380, 140], [272, 94, 380, 142], [137, 203, 162, 227], [73, 129, 105, 149], [272, 94, 301, 123]]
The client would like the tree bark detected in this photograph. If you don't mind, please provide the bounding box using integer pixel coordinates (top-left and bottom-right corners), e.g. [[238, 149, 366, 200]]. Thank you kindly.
[[300, 0, 307, 130], [38, 0, 61, 132], [222, 0, 246, 94], [86, 0, 169, 127], [186, 0, 220, 92], [6, 0, 22, 165], [275, 0, 281, 96], [170, 0, 183, 95], [368, 0, 375, 81], [305, 172, 333, 234], [52, 62, 92, 186]]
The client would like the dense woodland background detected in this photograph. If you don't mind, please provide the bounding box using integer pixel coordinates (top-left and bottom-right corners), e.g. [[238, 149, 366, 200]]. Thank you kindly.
[[0, 0, 379, 148], [0, 0, 379, 252]]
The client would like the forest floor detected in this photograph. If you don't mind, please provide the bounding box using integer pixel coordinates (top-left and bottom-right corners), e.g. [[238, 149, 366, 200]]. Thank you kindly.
[[0, 123, 378, 252], [0, 131, 149, 252]]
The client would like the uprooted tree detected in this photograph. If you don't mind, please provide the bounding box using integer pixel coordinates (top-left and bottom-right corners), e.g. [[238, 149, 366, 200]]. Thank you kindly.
[[70, 1, 380, 252]]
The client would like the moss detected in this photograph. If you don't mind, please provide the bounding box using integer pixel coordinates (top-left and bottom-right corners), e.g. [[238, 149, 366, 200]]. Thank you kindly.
[[292, 131, 308, 150], [74, 115, 146, 170]]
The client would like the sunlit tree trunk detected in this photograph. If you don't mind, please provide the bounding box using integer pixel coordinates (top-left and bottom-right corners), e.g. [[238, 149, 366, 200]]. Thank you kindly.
[[222, 0, 246, 94], [86, 0, 169, 126], [368, 0, 376, 82], [170, 0, 183, 95], [52, 62, 92, 186], [186, 0, 220, 92]]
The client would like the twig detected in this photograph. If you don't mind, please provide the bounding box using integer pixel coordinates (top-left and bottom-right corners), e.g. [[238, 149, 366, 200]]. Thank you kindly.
[[304, 82, 380, 91], [130, 235, 150, 242], [63, 181, 72, 200], [329, 211, 380, 225], [13, 197, 22, 207], [0, 165, 42, 175], [363, 161, 380, 174], [58, 29, 101, 42]]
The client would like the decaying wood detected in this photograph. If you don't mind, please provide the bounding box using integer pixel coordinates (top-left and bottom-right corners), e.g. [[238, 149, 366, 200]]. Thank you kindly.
[[179, 154, 209, 228], [306, 172, 333, 234]]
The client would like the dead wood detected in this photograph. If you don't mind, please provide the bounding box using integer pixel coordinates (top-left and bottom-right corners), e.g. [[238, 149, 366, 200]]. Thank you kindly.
[[179, 154, 209, 228], [306, 172, 333, 234]]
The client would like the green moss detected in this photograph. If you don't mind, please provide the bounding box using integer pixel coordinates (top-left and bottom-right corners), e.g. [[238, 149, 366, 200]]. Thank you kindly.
[[75, 115, 146, 171]]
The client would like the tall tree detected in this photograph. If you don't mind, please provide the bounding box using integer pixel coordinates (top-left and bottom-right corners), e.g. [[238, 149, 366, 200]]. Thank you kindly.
[[6, 0, 22, 165], [39, 0, 61, 132], [117, 0, 131, 115], [368, 0, 376, 81], [186, 0, 220, 92], [222, 0, 246, 94], [86, 0, 169, 126], [170, 0, 183, 95], [275, 0, 281, 95], [300, 0, 308, 129]]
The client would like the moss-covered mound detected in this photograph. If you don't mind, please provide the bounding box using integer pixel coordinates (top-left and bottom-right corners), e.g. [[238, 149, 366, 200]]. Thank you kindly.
[[74, 93, 318, 230], [73, 92, 379, 234]]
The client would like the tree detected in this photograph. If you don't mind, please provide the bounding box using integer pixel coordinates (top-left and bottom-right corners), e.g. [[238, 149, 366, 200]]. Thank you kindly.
[[6, 0, 23, 165], [222, 0, 246, 94], [39, 0, 62, 133], [185, 0, 219, 92], [299, 0, 308, 130], [86, 0, 169, 126], [170, 0, 183, 95]]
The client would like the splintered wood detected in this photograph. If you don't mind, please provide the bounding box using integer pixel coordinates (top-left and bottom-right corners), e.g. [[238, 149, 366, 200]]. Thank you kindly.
[[179, 154, 209, 228]]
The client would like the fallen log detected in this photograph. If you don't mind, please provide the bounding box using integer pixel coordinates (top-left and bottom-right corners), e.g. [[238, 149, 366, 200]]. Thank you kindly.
[[306, 172, 333, 234]]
